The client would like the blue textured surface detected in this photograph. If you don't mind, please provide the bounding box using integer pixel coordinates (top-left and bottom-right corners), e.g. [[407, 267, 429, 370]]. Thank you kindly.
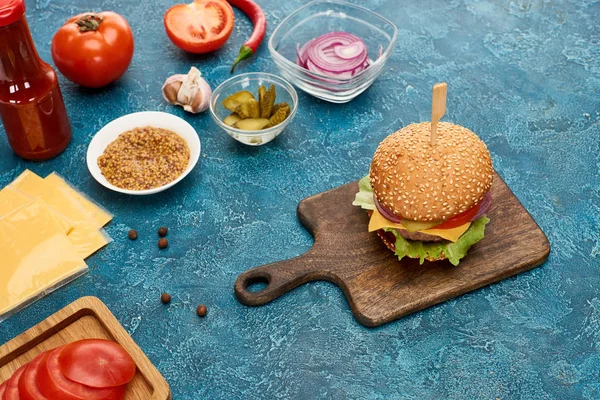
[[1, 0, 599, 398]]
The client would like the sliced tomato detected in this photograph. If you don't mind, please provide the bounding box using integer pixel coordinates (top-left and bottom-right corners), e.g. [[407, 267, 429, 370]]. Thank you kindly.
[[19, 352, 49, 400], [37, 347, 125, 400], [432, 203, 481, 230], [58, 339, 135, 388], [3, 364, 27, 400], [0, 380, 6, 398], [164, 0, 235, 53]]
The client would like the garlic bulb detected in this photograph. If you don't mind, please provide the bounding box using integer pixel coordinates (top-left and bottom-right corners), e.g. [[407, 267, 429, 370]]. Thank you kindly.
[[162, 67, 211, 114]]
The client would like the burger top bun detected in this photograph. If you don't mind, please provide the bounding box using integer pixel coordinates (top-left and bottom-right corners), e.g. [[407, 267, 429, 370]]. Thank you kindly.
[[369, 121, 493, 222]]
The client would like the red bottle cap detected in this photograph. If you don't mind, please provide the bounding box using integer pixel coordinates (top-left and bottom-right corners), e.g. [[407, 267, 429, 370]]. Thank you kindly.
[[0, 0, 25, 27]]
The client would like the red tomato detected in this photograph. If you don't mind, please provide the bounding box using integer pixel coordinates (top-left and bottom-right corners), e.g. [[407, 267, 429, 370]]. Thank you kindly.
[[51, 12, 134, 88], [37, 347, 125, 400], [0, 381, 6, 398], [164, 0, 235, 54], [3, 364, 26, 400], [19, 352, 49, 400], [58, 339, 135, 388], [432, 203, 481, 230]]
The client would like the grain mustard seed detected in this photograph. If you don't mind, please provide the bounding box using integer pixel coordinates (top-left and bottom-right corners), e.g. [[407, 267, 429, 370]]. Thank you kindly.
[[98, 127, 190, 191]]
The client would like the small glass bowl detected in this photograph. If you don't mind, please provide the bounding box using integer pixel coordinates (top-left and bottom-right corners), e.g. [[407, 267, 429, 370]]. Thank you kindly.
[[269, 0, 398, 104], [209, 73, 298, 146]]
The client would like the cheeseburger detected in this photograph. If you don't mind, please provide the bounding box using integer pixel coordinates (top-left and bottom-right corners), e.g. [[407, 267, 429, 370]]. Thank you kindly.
[[353, 121, 493, 266]]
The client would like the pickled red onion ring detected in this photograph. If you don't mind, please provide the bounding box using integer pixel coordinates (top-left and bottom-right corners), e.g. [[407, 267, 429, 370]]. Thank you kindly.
[[375, 197, 403, 223], [471, 192, 493, 221], [296, 32, 370, 78]]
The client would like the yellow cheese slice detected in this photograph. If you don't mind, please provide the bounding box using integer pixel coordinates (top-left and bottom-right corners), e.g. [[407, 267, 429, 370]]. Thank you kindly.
[[10, 170, 110, 259], [0, 187, 74, 235], [0, 186, 31, 215], [0, 199, 87, 319], [368, 208, 471, 242], [419, 223, 471, 242], [369, 207, 408, 232], [45, 172, 112, 228]]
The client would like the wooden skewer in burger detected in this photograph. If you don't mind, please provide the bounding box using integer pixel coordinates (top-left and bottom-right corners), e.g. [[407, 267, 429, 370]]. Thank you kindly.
[[353, 83, 494, 266]]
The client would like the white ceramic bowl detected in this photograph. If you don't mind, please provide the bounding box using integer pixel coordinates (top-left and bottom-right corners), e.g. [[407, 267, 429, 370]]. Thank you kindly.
[[86, 111, 201, 195]]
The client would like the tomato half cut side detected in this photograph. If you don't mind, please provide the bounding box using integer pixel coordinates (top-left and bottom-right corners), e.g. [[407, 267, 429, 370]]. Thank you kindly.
[[19, 352, 49, 400], [164, 0, 235, 54], [58, 339, 135, 388], [4, 364, 27, 400], [431, 203, 481, 230], [38, 347, 125, 400], [0, 380, 8, 398]]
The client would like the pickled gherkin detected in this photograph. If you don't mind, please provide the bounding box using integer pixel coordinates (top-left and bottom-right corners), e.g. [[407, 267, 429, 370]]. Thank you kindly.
[[235, 118, 270, 130], [259, 85, 276, 118], [223, 114, 241, 126], [222, 91, 255, 112], [271, 102, 290, 118], [265, 107, 288, 128], [236, 99, 260, 119], [220, 85, 291, 131]]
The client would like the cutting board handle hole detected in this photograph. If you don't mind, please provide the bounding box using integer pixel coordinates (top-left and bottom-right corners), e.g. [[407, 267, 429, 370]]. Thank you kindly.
[[243, 274, 270, 293]]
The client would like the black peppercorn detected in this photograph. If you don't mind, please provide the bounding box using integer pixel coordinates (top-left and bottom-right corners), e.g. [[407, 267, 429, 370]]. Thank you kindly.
[[196, 305, 207, 317], [161, 293, 171, 304]]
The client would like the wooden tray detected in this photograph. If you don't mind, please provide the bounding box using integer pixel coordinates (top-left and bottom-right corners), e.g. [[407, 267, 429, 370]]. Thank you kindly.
[[235, 172, 550, 327], [0, 296, 171, 399]]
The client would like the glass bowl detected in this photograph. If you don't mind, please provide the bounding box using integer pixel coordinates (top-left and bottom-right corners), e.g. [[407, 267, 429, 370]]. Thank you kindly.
[[209, 73, 298, 146], [268, 0, 397, 103]]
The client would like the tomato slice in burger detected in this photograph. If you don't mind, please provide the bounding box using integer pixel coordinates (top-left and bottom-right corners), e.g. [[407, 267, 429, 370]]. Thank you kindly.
[[58, 339, 135, 388], [19, 352, 49, 400], [3, 364, 27, 400], [164, 0, 235, 54], [37, 347, 125, 400], [432, 203, 480, 230]]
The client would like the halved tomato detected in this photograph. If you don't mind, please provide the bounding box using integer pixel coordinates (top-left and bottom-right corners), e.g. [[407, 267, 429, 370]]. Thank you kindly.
[[58, 339, 135, 388], [37, 347, 125, 400], [4, 364, 27, 400], [164, 0, 235, 53], [432, 203, 481, 230], [19, 352, 49, 400]]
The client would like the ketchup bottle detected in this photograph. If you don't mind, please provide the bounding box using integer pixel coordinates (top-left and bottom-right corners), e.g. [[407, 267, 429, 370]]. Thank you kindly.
[[0, 0, 71, 160]]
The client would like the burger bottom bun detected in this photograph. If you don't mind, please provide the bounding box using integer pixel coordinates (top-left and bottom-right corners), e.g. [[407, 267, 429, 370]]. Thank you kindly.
[[377, 230, 448, 263]]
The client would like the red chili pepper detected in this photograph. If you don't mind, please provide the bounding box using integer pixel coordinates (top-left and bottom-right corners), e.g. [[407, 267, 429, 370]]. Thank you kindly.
[[228, 0, 266, 73]]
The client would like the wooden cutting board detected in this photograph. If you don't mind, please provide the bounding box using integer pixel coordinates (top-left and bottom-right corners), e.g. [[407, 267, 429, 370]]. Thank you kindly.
[[0, 296, 171, 399], [234, 172, 550, 327]]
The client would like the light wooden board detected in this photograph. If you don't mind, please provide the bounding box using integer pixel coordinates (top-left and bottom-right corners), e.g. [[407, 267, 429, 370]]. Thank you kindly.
[[0, 296, 171, 399], [234, 172, 550, 327]]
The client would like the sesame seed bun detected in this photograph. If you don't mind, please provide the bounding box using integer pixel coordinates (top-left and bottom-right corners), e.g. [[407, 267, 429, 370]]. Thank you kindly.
[[369, 122, 493, 222]]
